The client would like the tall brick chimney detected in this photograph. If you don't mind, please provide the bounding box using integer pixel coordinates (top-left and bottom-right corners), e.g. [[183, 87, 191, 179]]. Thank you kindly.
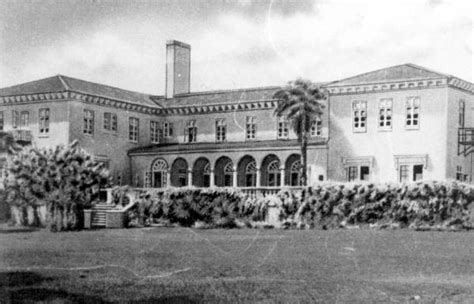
[[165, 40, 191, 98]]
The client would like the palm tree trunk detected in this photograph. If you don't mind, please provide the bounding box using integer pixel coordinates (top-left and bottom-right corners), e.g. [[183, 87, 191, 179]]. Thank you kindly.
[[301, 114, 308, 186]]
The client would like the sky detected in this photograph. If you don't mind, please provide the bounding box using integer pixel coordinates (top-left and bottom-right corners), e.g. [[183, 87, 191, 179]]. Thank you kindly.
[[0, 0, 472, 95]]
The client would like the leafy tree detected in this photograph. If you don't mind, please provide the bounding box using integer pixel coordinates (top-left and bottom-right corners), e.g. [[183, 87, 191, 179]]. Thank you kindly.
[[273, 79, 327, 186], [0, 131, 24, 155], [4, 140, 109, 231]]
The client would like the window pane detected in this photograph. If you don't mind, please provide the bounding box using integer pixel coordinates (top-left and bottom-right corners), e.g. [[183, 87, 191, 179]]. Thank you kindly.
[[413, 165, 423, 181]]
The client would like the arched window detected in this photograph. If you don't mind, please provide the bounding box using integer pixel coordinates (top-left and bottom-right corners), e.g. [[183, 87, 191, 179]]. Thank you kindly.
[[224, 162, 233, 186], [151, 159, 167, 188], [267, 160, 281, 186], [245, 161, 257, 187], [290, 160, 301, 186]]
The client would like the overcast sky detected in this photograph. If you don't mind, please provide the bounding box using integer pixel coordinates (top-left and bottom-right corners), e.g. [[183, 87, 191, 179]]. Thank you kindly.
[[0, 0, 472, 95]]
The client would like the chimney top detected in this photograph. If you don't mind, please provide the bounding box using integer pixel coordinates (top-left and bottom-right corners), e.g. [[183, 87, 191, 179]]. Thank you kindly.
[[166, 40, 191, 49]]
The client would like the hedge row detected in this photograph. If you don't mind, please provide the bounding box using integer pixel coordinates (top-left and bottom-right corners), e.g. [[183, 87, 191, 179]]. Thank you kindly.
[[127, 181, 474, 230]]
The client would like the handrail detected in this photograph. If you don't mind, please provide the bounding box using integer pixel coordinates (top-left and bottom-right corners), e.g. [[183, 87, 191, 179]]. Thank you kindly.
[[100, 186, 306, 207]]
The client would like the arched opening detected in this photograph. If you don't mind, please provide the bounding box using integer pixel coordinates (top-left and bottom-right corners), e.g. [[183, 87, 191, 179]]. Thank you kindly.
[[193, 157, 211, 187], [261, 154, 281, 186], [215, 156, 233, 187], [171, 158, 188, 187], [285, 154, 301, 186], [237, 155, 257, 187], [151, 158, 168, 188]]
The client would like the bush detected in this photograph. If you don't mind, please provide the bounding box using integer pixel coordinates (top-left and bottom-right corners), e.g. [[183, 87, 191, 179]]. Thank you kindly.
[[3, 141, 110, 231], [130, 181, 474, 230]]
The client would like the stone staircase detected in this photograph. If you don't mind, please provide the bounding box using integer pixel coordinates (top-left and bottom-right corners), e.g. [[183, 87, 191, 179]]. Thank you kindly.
[[91, 204, 115, 228]]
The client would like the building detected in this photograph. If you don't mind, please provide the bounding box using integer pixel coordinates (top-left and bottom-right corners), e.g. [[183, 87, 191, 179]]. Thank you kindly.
[[0, 40, 472, 187]]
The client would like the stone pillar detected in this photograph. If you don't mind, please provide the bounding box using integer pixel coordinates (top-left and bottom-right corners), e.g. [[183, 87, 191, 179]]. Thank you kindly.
[[280, 167, 285, 186], [256, 167, 261, 187], [188, 170, 193, 187], [106, 188, 113, 204], [166, 171, 171, 188], [210, 169, 215, 187], [232, 166, 238, 187]]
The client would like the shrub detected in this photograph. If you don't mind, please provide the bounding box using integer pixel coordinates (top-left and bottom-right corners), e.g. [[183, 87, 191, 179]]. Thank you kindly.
[[129, 181, 474, 230], [3, 141, 110, 231]]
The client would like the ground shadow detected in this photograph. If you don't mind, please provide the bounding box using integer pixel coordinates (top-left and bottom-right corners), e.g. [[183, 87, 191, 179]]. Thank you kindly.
[[131, 295, 207, 303], [0, 227, 40, 234], [6, 288, 109, 303], [0, 272, 53, 287]]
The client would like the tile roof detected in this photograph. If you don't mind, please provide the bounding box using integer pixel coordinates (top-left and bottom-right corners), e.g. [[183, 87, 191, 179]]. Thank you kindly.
[[0, 75, 162, 107], [0, 76, 67, 96], [60, 76, 161, 107], [157, 86, 281, 107], [327, 63, 449, 87]]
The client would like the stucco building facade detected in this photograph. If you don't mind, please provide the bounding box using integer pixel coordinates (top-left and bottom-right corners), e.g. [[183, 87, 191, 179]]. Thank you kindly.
[[0, 40, 472, 187]]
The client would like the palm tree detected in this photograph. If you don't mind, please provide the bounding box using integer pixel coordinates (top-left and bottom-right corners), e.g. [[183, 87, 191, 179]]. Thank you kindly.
[[273, 79, 327, 186]]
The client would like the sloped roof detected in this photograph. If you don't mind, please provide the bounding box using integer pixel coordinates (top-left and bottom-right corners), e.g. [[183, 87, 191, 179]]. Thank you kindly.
[[0, 75, 161, 107], [158, 86, 281, 107], [0, 76, 67, 96], [327, 63, 448, 87]]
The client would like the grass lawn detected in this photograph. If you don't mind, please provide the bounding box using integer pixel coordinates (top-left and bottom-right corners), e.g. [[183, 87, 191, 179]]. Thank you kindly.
[[0, 226, 473, 303]]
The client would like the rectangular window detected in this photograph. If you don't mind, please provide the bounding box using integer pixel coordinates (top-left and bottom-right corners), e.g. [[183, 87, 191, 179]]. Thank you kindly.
[[150, 121, 161, 144], [352, 100, 367, 132], [164, 122, 173, 138], [360, 166, 370, 181], [20, 111, 29, 128], [347, 166, 358, 182], [456, 166, 464, 181], [277, 116, 289, 139], [413, 165, 423, 181], [12, 110, 19, 128], [216, 119, 226, 142], [310, 118, 322, 137], [406, 97, 420, 129], [103, 112, 117, 132], [246, 116, 256, 140], [0, 112, 4, 131], [184, 120, 197, 143], [399, 165, 409, 183], [378, 99, 392, 130], [83, 110, 94, 135], [39, 108, 50, 134], [129, 117, 139, 142], [459, 100, 465, 127]]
